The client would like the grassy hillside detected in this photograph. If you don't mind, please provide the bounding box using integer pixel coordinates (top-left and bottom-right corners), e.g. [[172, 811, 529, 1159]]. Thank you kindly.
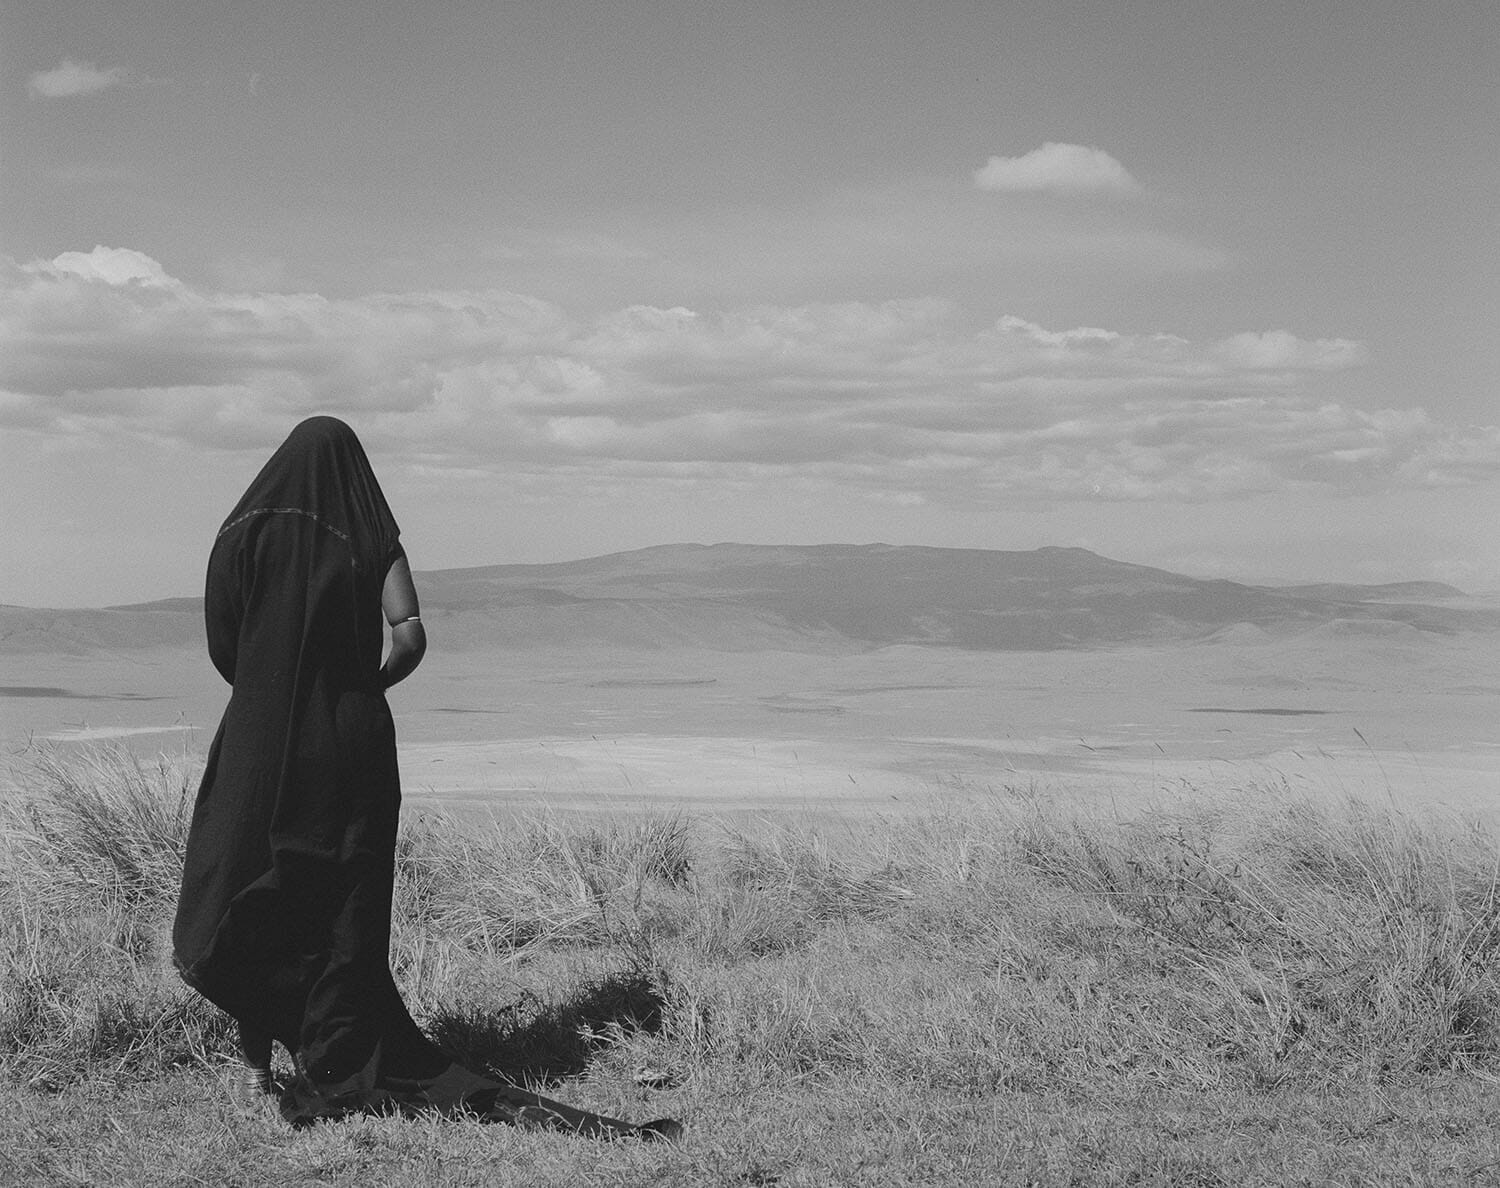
[[5, 747, 1500, 1183]]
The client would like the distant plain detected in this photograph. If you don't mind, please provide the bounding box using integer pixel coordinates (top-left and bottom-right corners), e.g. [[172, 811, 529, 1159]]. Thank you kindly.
[[3, 545, 1497, 821]]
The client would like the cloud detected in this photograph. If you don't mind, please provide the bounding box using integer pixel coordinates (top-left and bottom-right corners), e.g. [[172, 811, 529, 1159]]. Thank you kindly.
[[1214, 330, 1368, 371], [27, 59, 128, 99], [45, 246, 182, 289], [974, 143, 1143, 196], [2, 246, 1494, 506]]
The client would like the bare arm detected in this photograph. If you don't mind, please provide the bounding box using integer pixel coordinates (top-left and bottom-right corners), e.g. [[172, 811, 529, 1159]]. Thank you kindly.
[[379, 553, 426, 690]]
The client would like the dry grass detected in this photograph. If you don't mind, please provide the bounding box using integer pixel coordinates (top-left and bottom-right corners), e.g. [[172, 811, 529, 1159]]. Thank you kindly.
[[5, 744, 1500, 1184]]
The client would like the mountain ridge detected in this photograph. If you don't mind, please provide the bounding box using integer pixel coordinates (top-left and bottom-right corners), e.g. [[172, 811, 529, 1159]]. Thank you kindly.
[[1, 543, 1490, 655]]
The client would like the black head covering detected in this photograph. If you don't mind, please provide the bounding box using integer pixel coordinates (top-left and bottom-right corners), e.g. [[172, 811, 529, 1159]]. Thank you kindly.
[[196, 417, 404, 685], [219, 416, 401, 575]]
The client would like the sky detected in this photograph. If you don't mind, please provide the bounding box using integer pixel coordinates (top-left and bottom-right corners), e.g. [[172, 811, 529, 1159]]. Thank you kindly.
[[2, 0, 1497, 607]]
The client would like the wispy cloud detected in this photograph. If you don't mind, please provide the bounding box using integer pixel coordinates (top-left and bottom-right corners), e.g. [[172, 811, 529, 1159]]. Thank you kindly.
[[27, 59, 129, 99], [3, 247, 1491, 505], [974, 143, 1143, 197]]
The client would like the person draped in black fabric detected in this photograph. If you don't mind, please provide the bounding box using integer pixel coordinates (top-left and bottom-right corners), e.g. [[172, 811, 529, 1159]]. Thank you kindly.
[[172, 416, 678, 1140]]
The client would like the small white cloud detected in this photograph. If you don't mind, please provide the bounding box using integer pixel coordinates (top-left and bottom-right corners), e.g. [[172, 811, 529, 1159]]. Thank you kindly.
[[974, 143, 1142, 196], [27, 59, 127, 99], [39, 246, 181, 288]]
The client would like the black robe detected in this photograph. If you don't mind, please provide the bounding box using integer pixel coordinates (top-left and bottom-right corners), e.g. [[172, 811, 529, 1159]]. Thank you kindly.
[[172, 418, 674, 1138], [172, 416, 446, 1108]]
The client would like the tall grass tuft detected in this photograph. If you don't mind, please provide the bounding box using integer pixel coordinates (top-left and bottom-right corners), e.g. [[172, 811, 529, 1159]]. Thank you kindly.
[[392, 810, 693, 958], [721, 821, 913, 919], [0, 745, 228, 1090], [4, 743, 194, 916], [1006, 792, 1500, 1085]]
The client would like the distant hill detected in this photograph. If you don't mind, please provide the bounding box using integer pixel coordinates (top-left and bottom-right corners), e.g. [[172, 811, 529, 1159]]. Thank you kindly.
[[3, 544, 1495, 654], [1269, 580, 1466, 604]]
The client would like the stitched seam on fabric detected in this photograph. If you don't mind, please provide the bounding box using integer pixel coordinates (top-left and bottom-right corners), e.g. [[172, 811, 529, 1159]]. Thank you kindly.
[[217, 507, 353, 543]]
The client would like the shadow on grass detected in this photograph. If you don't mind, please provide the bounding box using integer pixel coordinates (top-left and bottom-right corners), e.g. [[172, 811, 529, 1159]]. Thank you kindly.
[[426, 968, 666, 1086]]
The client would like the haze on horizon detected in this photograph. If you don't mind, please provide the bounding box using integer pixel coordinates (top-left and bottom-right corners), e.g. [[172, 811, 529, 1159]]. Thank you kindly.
[[3, 0, 1497, 608]]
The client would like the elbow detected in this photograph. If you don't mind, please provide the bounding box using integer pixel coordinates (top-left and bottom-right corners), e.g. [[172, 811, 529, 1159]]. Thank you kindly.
[[392, 619, 427, 669], [406, 620, 427, 659]]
